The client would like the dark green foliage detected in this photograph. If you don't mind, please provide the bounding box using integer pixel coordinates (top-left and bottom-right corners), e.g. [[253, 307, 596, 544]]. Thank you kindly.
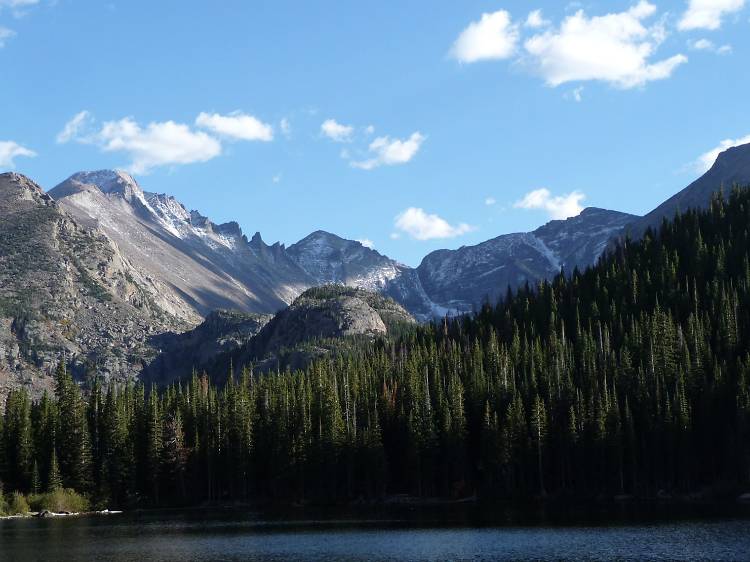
[[2, 188, 750, 507], [28, 488, 89, 513]]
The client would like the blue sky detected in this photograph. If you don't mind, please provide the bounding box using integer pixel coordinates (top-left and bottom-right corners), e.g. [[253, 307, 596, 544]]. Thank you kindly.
[[0, 0, 748, 266]]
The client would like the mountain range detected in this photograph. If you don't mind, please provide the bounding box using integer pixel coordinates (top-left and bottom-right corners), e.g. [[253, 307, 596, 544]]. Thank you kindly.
[[48, 170, 642, 321], [1, 142, 749, 395]]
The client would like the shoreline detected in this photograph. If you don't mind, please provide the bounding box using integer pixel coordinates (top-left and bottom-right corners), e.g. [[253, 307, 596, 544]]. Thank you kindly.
[[3, 493, 750, 523], [0, 509, 123, 521]]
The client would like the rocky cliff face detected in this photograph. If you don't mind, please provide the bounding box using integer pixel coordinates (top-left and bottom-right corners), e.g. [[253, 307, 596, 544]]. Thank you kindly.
[[250, 285, 415, 357], [222, 285, 416, 375], [0, 172, 186, 397], [50, 170, 313, 321]]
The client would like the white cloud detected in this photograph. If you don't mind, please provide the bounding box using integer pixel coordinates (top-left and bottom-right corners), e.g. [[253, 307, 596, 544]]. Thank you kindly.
[[57, 111, 281, 173], [0, 26, 15, 47], [678, 0, 745, 31], [321, 119, 354, 142], [394, 207, 474, 241], [485, 197, 497, 206], [56, 110, 94, 143], [0, 140, 36, 169], [356, 238, 375, 249], [272, 173, 282, 184], [195, 111, 273, 141], [524, 1, 688, 88], [695, 134, 750, 172], [450, 10, 519, 63], [514, 188, 585, 219], [351, 132, 425, 170], [525, 9, 550, 29], [80, 118, 222, 174], [365, 125, 375, 135], [689, 38, 732, 54]]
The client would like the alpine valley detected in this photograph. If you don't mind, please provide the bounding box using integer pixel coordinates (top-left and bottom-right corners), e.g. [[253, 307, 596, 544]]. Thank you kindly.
[[1, 143, 749, 397]]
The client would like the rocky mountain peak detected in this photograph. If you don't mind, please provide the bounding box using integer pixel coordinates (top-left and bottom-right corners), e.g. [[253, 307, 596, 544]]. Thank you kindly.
[[215, 221, 242, 237], [244, 285, 415, 362], [186, 209, 212, 231], [68, 169, 143, 202], [713, 142, 750, 176], [0, 172, 53, 206], [417, 207, 639, 315]]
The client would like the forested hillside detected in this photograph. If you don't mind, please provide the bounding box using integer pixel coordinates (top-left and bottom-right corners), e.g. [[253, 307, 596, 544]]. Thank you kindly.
[[2, 188, 750, 509]]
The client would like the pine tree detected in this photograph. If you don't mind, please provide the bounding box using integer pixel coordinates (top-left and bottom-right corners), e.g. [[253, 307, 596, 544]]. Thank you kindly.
[[47, 450, 62, 492]]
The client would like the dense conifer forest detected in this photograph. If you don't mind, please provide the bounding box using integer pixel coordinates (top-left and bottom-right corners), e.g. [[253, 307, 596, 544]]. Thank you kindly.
[[2, 188, 750, 510]]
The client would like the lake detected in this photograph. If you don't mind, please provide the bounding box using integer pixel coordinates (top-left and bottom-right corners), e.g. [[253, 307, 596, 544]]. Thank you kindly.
[[2, 505, 750, 561]]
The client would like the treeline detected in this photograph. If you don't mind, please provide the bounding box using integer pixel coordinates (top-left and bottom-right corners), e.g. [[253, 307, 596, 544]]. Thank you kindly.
[[2, 189, 750, 508]]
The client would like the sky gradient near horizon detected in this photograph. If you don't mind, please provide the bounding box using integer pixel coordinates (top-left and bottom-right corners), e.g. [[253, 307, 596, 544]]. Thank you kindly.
[[1, 0, 748, 265]]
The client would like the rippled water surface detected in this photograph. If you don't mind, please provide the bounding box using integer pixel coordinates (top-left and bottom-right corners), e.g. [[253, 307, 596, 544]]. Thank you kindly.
[[2, 506, 750, 561]]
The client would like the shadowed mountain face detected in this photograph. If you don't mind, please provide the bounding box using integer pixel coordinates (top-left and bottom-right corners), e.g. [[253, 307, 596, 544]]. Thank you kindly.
[[626, 143, 750, 240], [141, 309, 273, 385]]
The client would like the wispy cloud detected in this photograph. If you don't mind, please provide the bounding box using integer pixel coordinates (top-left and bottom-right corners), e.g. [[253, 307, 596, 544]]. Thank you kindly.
[[56, 110, 94, 143], [0, 0, 42, 38], [0, 26, 15, 47], [514, 188, 585, 219], [0, 0, 40, 8], [394, 207, 474, 240], [0, 0, 39, 17], [678, 0, 745, 31], [195, 111, 273, 141], [0, 140, 36, 169], [688, 38, 732, 54], [280, 117, 291, 138], [321, 119, 354, 142], [356, 238, 375, 249], [351, 132, 425, 170], [525, 9, 550, 29]]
